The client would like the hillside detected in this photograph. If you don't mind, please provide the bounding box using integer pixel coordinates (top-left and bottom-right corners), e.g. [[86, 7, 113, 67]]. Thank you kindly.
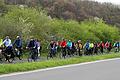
[[0, 7, 119, 42], [3, 0, 120, 28]]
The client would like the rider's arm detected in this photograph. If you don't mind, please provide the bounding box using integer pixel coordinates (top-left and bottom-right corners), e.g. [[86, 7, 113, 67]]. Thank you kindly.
[[2, 39, 12, 47], [12, 40, 16, 46], [70, 43, 72, 48], [8, 39, 12, 47], [83, 43, 86, 49], [26, 41, 30, 49], [19, 39, 22, 47]]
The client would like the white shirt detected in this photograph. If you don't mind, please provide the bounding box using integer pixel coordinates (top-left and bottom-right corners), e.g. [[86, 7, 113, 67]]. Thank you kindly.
[[3, 39, 12, 47]]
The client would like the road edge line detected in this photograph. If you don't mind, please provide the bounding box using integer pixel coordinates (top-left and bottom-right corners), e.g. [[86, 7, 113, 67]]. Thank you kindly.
[[0, 58, 120, 78]]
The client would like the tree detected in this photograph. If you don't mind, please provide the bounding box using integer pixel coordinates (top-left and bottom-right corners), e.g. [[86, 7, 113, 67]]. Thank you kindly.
[[0, 0, 7, 15]]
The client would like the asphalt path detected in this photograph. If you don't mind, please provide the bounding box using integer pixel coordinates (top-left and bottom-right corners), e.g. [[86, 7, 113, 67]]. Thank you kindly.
[[1, 59, 120, 80]]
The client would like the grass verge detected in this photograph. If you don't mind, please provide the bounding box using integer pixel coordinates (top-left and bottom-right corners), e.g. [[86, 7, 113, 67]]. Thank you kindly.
[[0, 53, 120, 75]]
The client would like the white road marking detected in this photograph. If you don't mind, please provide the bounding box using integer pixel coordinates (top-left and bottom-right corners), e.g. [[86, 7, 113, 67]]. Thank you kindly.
[[0, 58, 120, 78]]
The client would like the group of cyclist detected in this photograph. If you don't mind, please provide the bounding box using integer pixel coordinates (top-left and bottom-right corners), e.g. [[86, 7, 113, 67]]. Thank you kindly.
[[0, 36, 119, 62], [0, 36, 21, 62], [47, 39, 120, 58], [0, 36, 41, 62], [26, 38, 41, 62]]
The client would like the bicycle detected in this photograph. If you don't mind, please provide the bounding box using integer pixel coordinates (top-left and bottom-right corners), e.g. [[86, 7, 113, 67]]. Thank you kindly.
[[47, 48, 56, 60], [27, 48, 38, 62], [59, 47, 66, 59], [4, 47, 15, 63], [14, 47, 22, 60]]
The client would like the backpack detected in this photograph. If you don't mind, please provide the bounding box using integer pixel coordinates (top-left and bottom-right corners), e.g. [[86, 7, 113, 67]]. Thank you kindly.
[[76, 43, 82, 49], [85, 43, 90, 49]]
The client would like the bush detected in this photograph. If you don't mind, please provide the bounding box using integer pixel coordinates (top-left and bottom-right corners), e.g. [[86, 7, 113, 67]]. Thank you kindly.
[[0, 6, 119, 53]]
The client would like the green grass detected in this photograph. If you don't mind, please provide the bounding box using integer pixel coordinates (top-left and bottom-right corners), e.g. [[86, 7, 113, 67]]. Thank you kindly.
[[0, 53, 120, 75]]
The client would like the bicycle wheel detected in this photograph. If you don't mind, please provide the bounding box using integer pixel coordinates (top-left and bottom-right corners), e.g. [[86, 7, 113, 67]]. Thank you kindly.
[[28, 52, 32, 62]]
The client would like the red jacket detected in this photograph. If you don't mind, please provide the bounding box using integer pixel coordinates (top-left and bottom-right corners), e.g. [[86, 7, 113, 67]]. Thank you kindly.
[[98, 42, 104, 48], [60, 41, 67, 48], [105, 42, 109, 48]]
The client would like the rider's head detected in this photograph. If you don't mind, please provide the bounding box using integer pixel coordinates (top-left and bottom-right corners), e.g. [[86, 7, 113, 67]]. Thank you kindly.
[[62, 38, 65, 41], [87, 40, 89, 43], [6, 36, 9, 40], [37, 39, 40, 42], [30, 36, 34, 41], [78, 40, 81, 43], [51, 40, 54, 43], [69, 40, 71, 42], [17, 36, 20, 39], [30, 37, 34, 41]]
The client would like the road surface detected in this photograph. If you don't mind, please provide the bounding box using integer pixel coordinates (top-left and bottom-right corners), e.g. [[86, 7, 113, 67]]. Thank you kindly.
[[1, 59, 120, 80]]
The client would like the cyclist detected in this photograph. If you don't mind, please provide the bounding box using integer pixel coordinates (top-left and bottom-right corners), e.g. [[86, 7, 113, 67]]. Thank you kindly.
[[71, 41, 76, 56], [89, 42, 94, 55], [2, 36, 14, 62], [26, 38, 37, 62], [35, 39, 41, 58], [83, 40, 90, 55], [113, 41, 120, 52], [98, 41, 104, 54], [13, 36, 22, 60], [76, 40, 83, 56], [67, 40, 72, 56], [105, 41, 109, 53], [108, 42, 112, 53], [3, 36, 13, 54], [94, 42, 98, 55], [47, 40, 57, 58], [60, 39, 67, 58]]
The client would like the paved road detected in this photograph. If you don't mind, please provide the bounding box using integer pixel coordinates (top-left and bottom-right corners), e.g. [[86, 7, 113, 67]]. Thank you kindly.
[[1, 59, 120, 80]]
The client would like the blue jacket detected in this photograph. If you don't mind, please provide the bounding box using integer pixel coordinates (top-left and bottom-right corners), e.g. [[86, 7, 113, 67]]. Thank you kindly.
[[85, 42, 90, 49], [13, 38, 22, 48], [114, 42, 120, 47], [27, 40, 36, 48]]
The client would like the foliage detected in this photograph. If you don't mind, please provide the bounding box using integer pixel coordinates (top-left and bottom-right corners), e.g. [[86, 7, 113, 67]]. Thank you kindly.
[[0, 7, 50, 40], [0, 6, 119, 52], [0, 0, 7, 15], [4, 0, 120, 28], [38, 0, 120, 28]]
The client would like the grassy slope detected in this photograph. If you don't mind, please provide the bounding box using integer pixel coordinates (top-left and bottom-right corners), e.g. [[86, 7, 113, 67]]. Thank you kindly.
[[0, 53, 120, 75]]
